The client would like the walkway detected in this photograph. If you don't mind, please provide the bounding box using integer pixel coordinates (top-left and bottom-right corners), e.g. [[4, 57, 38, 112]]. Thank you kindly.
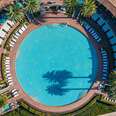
[[0, 0, 14, 8], [100, 112, 116, 116], [0, 86, 12, 94]]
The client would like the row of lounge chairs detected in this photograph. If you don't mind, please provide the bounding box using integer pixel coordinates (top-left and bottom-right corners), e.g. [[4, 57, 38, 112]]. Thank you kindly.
[[82, 21, 101, 42], [0, 20, 15, 46], [3, 56, 19, 97], [91, 12, 115, 39], [11, 89, 19, 97], [8, 24, 27, 49], [91, 12, 116, 70], [103, 96, 116, 104], [91, 12, 116, 46], [100, 48, 109, 80], [3, 56, 13, 86]]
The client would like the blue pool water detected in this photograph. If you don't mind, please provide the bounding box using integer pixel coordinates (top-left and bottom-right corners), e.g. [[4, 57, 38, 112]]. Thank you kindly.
[[16, 24, 98, 106]]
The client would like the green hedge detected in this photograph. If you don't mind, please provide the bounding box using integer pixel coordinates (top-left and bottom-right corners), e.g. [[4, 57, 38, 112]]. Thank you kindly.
[[100, 96, 116, 105], [1, 53, 9, 81], [20, 101, 45, 116]]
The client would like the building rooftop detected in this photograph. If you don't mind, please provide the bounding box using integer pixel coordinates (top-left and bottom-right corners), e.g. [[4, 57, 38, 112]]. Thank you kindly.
[[97, 0, 116, 17]]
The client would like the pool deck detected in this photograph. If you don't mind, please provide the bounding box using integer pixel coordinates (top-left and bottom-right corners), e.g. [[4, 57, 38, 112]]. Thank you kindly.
[[0, 0, 113, 114], [7, 16, 101, 113]]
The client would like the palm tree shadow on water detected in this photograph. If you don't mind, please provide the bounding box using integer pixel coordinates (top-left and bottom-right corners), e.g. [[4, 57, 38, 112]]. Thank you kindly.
[[46, 84, 69, 96], [43, 70, 72, 85], [42, 70, 92, 96]]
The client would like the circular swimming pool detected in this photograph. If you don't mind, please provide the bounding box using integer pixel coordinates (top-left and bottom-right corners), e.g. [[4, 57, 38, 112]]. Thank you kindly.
[[16, 24, 98, 106]]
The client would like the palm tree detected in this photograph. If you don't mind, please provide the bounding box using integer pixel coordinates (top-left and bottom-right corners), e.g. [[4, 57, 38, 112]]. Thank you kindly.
[[64, 0, 77, 17], [7, 4, 25, 22], [108, 71, 116, 100], [24, 0, 40, 14], [81, 0, 97, 17], [0, 95, 7, 107]]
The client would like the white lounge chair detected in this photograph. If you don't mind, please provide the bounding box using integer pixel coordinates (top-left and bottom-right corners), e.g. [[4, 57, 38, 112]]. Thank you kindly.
[[7, 73, 11, 77], [11, 89, 17, 93], [13, 34, 19, 39], [0, 30, 6, 38], [10, 41, 15, 45], [13, 91, 18, 96], [7, 20, 15, 27], [12, 38, 17, 42], [7, 80, 12, 83], [5, 57, 10, 60], [5, 65, 10, 68], [8, 82, 13, 85], [7, 77, 12, 79], [0, 38, 3, 45], [5, 60, 10, 62], [18, 29, 23, 34], [14, 94, 19, 97], [21, 26, 26, 31], [24, 24, 27, 28], [3, 22, 11, 32], [9, 43, 14, 47], [15, 32, 20, 36]]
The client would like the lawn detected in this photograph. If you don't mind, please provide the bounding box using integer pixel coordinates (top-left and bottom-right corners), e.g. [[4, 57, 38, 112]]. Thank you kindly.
[[4, 95, 116, 116]]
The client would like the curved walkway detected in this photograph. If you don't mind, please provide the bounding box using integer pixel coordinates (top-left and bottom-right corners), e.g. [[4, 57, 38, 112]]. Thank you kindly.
[[0, 86, 11, 94]]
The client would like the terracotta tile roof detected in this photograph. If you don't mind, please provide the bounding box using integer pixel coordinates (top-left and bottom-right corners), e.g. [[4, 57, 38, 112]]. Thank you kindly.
[[0, 0, 14, 8], [97, 0, 116, 17]]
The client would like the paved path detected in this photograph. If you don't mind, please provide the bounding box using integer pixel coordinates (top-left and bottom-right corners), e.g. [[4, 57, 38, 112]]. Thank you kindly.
[[0, 86, 12, 94], [0, 0, 14, 8]]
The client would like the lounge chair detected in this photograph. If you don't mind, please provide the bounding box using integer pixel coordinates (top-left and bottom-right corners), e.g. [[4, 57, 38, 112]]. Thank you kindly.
[[7, 76, 12, 79], [15, 32, 20, 36], [106, 31, 114, 38], [112, 45, 116, 52], [5, 67, 10, 70], [9, 43, 14, 47], [7, 80, 12, 83], [18, 29, 23, 34], [8, 82, 13, 85], [91, 13, 99, 21], [11, 38, 17, 42], [7, 20, 15, 27], [102, 24, 110, 32], [3, 22, 11, 32], [114, 53, 116, 59], [0, 38, 3, 45], [10, 41, 15, 45], [12, 91, 18, 96], [11, 89, 17, 93], [0, 30, 6, 38], [21, 26, 26, 31], [97, 18, 105, 26], [110, 37, 116, 45], [5, 57, 10, 59], [7, 73, 11, 76], [13, 34, 19, 39]]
